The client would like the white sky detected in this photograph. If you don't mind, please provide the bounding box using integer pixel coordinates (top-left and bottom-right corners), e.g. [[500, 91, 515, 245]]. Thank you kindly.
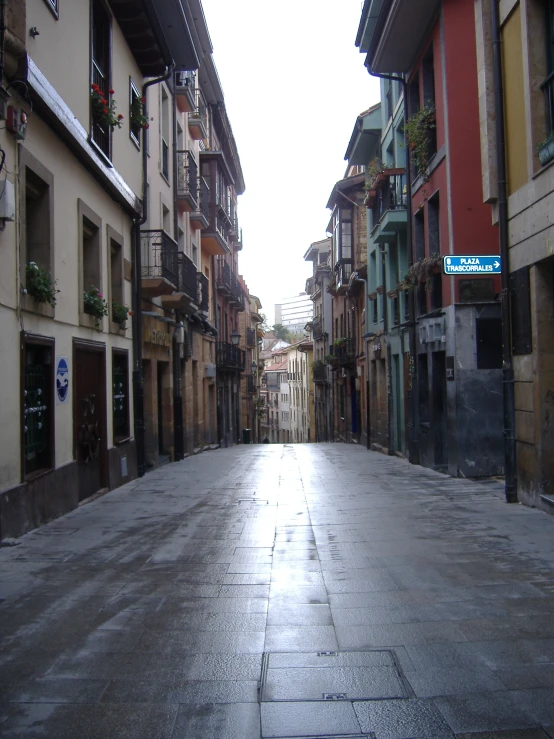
[[201, 0, 380, 325]]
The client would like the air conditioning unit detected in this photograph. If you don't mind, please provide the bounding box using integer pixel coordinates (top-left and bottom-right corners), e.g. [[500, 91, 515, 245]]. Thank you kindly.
[[205, 363, 216, 378]]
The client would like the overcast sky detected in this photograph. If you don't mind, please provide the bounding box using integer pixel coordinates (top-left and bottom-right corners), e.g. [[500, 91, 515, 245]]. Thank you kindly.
[[201, 0, 380, 325]]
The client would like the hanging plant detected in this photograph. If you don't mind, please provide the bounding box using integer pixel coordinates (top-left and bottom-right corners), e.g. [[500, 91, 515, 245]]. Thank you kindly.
[[25, 262, 59, 308], [332, 337, 348, 348], [130, 96, 149, 130], [404, 253, 442, 292], [91, 84, 124, 130], [83, 286, 108, 330], [112, 301, 131, 329], [404, 106, 436, 179], [364, 158, 393, 190]]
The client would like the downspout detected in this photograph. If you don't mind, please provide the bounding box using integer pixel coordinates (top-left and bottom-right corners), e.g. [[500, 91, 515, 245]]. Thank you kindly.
[[211, 255, 222, 446], [366, 67, 418, 463], [380, 244, 394, 455], [132, 63, 175, 477], [171, 75, 184, 461], [491, 0, 517, 503], [350, 272, 370, 450]]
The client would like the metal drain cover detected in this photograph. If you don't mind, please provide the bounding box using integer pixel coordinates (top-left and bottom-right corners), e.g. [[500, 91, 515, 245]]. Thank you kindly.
[[260, 650, 408, 703]]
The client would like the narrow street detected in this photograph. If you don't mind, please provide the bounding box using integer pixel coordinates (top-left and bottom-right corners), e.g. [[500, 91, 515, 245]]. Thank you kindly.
[[2, 445, 554, 739]]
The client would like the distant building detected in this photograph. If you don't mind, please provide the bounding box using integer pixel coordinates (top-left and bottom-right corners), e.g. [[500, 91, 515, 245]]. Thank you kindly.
[[275, 294, 313, 335]]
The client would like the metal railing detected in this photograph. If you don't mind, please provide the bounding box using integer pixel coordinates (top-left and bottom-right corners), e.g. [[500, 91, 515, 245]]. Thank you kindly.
[[216, 342, 245, 371], [313, 315, 324, 340], [91, 61, 110, 157], [197, 273, 209, 312], [175, 70, 195, 91], [313, 363, 327, 383], [215, 257, 245, 310], [176, 150, 198, 206], [332, 337, 355, 363], [141, 230, 178, 288], [178, 251, 197, 301], [371, 171, 407, 226], [198, 177, 210, 222], [190, 88, 207, 127]]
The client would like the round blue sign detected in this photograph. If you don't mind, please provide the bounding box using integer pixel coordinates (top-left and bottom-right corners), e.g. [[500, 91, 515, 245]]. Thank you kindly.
[[56, 358, 69, 403]]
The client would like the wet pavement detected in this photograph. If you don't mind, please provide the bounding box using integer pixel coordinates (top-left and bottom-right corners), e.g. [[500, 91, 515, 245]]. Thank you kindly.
[[2, 444, 554, 738]]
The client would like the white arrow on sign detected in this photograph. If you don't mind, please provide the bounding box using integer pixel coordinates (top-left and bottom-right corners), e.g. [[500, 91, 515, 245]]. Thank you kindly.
[[494, 261, 500, 268]]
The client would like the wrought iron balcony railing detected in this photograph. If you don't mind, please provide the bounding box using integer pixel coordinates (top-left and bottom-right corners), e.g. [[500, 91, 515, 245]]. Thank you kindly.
[[176, 150, 198, 209], [331, 337, 356, 364], [313, 363, 327, 383], [313, 315, 325, 340], [216, 341, 245, 372], [141, 230, 178, 289], [197, 273, 209, 313], [178, 251, 198, 301], [371, 171, 407, 226], [215, 257, 245, 311]]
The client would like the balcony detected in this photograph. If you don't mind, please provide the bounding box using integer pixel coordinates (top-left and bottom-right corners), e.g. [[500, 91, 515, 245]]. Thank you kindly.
[[331, 337, 356, 365], [216, 341, 245, 372], [141, 230, 178, 296], [176, 150, 198, 212], [161, 251, 198, 311], [370, 169, 407, 237], [197, 272, 209, 313], [188, 89, 208, 140], [200, 152, 234, 255], [175, 71, 196, 113], [313, 363, 328, 383], [313, 315, 325, 340], [246, 328, 256, 347], [190, 177, 210, 230], [215, 257, 245, 311]]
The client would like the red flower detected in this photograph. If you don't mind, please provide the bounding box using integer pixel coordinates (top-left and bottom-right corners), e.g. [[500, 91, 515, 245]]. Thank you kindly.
[[108, 89, 115, 95], [144, 123, 149, 129], [103, 108, 108, 114], [129, 311, 133, 316], [141, 97, 146, 103], [91, 84, 99, 92], [118, 114, 124, 119]]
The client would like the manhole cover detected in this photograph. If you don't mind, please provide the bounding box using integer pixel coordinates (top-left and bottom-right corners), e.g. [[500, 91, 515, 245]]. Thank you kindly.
[[260, 651, 409, 703]]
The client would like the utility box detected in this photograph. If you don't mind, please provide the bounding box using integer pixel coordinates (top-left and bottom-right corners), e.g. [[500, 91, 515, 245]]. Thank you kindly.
[[0, 179, 15, 221]]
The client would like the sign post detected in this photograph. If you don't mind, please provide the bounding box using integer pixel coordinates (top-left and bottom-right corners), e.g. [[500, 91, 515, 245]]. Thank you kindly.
[[443, 255, 501, 275]]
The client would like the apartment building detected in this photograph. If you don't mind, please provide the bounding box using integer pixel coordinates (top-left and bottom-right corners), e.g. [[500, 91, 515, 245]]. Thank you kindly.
[[0, 0, 199, 539], [286, 341, 314, 443], [275, 293, 313, 336], [240, 293, 264, 444], [473, 0, 554, 508], [357, 0, 504, 477], [304, 238, 333, 442]]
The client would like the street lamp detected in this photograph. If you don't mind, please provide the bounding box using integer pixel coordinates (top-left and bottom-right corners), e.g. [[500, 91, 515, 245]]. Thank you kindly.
[[251, 360, 257, 372], [230, 330, 241, 346]]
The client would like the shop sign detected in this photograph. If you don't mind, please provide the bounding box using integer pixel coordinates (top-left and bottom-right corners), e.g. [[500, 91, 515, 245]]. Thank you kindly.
[[144, 328, 171, 347]]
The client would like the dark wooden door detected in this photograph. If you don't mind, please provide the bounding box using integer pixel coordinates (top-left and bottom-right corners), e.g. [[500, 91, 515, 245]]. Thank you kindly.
[[74, 347, 106, 501]]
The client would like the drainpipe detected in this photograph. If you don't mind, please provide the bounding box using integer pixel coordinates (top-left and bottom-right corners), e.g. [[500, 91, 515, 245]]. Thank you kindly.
[[349, 272, 370, 450], [491, 0, 517, 503], [171, 75, 184, 461], [132, 63, 175, 477], [380, 245, 394, 455], [365, 67, 419, 464]]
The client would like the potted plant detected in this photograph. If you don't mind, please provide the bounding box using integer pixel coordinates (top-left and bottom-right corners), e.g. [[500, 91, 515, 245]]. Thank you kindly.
[[83, 286, 108, 330], [25, 262, 59, 308], [91, 84, 124, 131], [537, 132, 554, 166], [112, 301, 131, 330], [404, 253, 442, 291], [405, 105, 436, 180]]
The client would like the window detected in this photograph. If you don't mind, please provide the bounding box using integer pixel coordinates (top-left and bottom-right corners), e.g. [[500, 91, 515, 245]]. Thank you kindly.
[[79, 200, 102, 326], [24, 165, 52, 280], [476, 318, 502, 369], [543, 0, 554, 136], [43, 0, 59, 18], [113, 350, 130, 442], [161, 87, 170, 180], [414, 209, 425, 262], [129, 79, 142, 149], [339, 208, 352, 262], [108, 227, 123, 329], [91, 0, 111, 158], [23, 339, 54, 478], [510, 267, 532, 355]]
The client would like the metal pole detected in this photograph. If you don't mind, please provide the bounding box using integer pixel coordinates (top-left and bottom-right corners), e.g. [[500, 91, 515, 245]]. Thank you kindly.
[[491, 0, 517, 502]]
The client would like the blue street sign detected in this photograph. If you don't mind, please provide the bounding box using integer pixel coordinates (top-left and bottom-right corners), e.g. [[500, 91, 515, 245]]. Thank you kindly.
[[443, 255, 501, 275]]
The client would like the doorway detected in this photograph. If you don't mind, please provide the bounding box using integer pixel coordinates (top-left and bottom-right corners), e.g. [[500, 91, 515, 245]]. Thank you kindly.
[[432, 350, 448, 469], [157, 361, 169, 459], [74, 344, 106, 501]]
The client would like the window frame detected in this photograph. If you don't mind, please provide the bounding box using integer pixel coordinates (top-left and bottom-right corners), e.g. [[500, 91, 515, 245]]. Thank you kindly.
[[90, 0, 113, 162], [129, 78, 142, 150], [78, 199, 104, 330]]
